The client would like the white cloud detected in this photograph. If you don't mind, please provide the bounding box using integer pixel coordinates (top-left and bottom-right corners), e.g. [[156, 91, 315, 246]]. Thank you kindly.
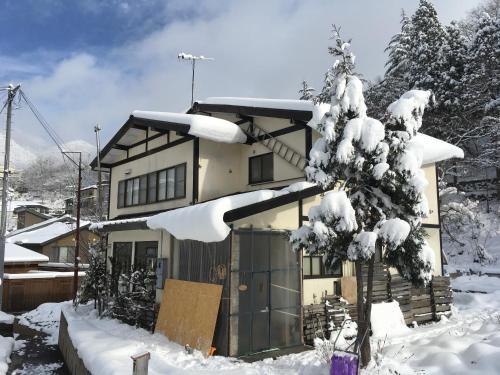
[[2, 0, 481, 153]]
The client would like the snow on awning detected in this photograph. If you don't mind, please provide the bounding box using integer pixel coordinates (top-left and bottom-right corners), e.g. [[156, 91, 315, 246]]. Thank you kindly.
[[5, 243, 49, 264], [132, 111, 247, 144], [147, 182, 316, 242], [90, 217, 149, 232]]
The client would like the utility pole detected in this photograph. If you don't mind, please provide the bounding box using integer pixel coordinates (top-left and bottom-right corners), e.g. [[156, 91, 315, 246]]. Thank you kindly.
[[178, 53, 214, 106], [0, 84, 20, 310], [94, 125, 103, 221], [63, 151, 82, 301]]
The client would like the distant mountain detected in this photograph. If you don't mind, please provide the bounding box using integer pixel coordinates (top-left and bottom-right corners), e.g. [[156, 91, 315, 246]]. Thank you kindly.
[[0, 134, 37, 171]]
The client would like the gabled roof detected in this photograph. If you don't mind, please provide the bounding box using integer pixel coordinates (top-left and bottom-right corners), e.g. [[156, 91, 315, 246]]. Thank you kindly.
[[7, 215, 90, 246], [93, 96, 463, 170], [13, 206, 52, 220], [5, 243, 49, 264]]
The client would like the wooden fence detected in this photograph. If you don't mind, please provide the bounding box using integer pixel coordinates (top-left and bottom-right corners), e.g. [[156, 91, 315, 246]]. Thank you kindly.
[[2, 274, 83, 312], [302, 275, 452, 345]]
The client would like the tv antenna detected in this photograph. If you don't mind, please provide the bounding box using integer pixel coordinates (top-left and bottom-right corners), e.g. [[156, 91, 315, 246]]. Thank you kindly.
[[178, 52, 214, 106]]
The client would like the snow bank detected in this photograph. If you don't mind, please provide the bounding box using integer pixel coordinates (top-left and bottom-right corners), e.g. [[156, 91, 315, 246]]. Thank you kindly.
[[19, 301, 71, 345], [451, 274, 500, 294], [0, 336, 14, 375], [132, 111, 247, 144], [371, 301, 410, 338], [0, 312, 14, 325], [148, 182, 315, 242], [4, 242, 49, 263], [62, 303, 326, 375]]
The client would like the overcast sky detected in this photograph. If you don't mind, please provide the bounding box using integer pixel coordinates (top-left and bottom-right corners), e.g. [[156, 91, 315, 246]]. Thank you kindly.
[[0, 0, 482, 152]]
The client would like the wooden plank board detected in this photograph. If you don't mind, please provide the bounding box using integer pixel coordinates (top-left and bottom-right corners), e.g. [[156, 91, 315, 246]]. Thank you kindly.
[[341, 276, 357, 304], [155, 279, 222, 356]]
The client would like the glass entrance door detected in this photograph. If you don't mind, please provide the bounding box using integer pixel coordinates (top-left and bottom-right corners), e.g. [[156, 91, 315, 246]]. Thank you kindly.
[[234, 230, 301, 356]]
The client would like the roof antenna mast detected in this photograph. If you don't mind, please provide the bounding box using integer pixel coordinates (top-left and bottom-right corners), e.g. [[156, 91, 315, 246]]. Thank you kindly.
[[178, 53, 214, 107]]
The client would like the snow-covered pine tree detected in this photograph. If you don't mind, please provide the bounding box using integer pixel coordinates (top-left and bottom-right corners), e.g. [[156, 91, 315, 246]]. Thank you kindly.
[[76, 244, 108, 315], [407, 0, 446, 92], [385, 10, 412, 80], [299, 80, 315, 100], [436, 21, 468, 109], [291, 29, 435, 367]]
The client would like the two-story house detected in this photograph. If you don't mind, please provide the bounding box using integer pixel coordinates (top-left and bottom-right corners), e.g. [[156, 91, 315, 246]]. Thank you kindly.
[[90, 97, 463, 357]]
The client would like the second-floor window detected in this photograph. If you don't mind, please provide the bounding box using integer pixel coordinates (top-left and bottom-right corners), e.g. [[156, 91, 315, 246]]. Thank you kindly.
[[249, 153, 273, 184], [303, 255, 342, 279], [117, 163, 186, 208]]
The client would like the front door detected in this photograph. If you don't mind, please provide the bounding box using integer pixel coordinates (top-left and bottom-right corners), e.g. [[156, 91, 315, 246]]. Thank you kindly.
[[235, 230, 301, 355]]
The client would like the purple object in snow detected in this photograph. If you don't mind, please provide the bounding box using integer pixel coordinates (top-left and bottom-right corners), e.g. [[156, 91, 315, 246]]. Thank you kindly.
[[330, 351, 359, 375]]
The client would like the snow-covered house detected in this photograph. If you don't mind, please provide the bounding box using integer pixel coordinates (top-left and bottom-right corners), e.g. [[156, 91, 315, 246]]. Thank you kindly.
[[90, 97, 463, 356], [6, 215, 98, 265]]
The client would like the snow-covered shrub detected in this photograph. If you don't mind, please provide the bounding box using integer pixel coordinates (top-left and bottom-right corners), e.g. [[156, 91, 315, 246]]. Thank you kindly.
[[108, 268, 156, 330], [75, 243, 109, 316]]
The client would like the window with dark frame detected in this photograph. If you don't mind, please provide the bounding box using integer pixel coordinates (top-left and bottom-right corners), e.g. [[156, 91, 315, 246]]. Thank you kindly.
[[249, 153, 274, 184], [116, 163, 187, 208], [303, 255, 342, 278], [134, 241, 158, 272]]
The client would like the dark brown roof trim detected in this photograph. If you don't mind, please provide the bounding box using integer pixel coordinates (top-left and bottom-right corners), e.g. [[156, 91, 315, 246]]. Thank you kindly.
[[193, 102, 313, 122], [223, 185, 323, 223]]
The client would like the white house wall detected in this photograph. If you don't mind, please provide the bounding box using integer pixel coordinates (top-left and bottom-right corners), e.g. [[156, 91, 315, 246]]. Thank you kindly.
[[109, 139, 194, 219]]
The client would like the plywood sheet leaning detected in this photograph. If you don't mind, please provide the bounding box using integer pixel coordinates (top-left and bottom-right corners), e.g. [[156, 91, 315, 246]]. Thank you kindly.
[[341, 276, 357, 304], [155, 279, 223, 356]]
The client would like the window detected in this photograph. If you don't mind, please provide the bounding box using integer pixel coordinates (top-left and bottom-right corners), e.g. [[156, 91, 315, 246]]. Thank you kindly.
[[167, 168, 175, 199], [147, 173, 157, 203], [303, 255, 342, 278], [134, 241, 158, 272], [158, 170, 167, 201], [49, 246, 75, 263], [249, 153, 273, 184], [117, 163, 187, 208], [139, 175, 147, 204], [113, 242, 132, 273], [117, 181, 125, 208]]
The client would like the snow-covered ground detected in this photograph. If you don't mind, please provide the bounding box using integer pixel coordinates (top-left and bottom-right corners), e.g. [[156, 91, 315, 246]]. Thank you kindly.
[[19, 277, 500, 375], [0, 336, 15, 375], [19, 302, 69, 345]]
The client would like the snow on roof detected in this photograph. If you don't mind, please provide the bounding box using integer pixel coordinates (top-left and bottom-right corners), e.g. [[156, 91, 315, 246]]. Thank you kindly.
[[89, 216, 148, 231], [5, 243, 49, 263], [147, 182, 316, 242], [203, 97, 315, 112], [7, 215, 73, 238], [132, 110, 247, 144], [410, 133, 464, 165], [7, 220, 89, 245], [202, 97, 462, 164], [6, 200, 48, 211], [4, 271, 85, 279]]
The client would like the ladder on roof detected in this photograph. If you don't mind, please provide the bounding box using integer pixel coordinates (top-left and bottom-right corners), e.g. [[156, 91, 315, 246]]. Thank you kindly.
[[242, 122, 309, 171]]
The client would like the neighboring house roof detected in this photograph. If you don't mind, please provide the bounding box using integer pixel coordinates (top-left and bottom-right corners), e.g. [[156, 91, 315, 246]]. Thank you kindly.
[[7, 215, 90, 246], [6, 200, 49, 211], [13, 206, 52, 219], [7, 215, 74, 238], [5, 242, 49, 264]]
